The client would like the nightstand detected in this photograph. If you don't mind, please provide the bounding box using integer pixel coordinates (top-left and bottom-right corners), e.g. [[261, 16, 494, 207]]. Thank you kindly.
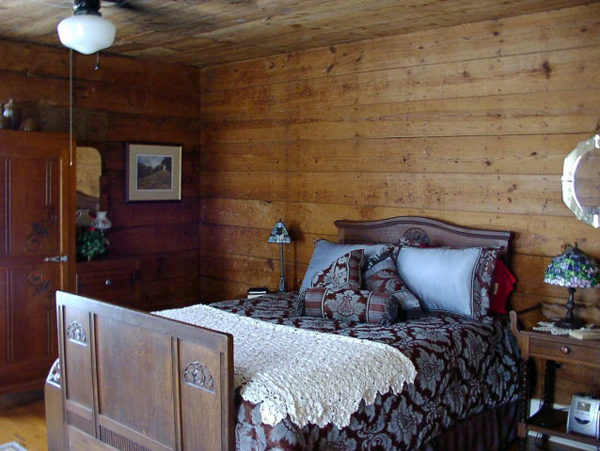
[[510, 310, 600, 450]]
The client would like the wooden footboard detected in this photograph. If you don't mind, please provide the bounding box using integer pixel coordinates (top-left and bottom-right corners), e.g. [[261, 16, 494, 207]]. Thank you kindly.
[[49, 291, 234, 451]]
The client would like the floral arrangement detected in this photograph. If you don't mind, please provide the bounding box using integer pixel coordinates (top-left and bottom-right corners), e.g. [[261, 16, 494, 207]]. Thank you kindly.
[[76, 226, 108, 261]]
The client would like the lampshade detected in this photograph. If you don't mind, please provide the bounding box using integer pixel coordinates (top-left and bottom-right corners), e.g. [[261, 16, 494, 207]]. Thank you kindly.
[[544, 244, 600, 288], [267, 220, 291, 244], [57, 0, 116, 55]]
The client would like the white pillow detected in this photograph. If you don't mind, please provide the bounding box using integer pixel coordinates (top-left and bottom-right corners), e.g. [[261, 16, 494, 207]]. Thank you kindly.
[[396, 246, 498, 318]]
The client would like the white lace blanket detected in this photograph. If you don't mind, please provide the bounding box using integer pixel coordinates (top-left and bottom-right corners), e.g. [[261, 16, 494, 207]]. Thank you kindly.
[[156, 304, 416, 428]]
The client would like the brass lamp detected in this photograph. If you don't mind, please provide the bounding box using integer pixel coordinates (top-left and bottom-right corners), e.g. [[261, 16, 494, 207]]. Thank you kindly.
[[544, 243, 600, 329], [267, 219, 291, 293]]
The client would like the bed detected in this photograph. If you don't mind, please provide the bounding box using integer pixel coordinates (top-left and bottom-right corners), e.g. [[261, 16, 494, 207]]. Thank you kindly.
[[45, 216, 519, 451]]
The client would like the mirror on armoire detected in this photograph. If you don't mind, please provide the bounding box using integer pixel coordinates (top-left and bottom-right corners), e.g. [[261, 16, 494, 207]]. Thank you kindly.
[[75, 147, 112, 261], [76, 146, 102, 212]]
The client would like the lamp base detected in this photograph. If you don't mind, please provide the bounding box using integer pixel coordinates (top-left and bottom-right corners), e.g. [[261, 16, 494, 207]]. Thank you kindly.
[[278, 276, 286, 294], [553, 317, 584, 330]]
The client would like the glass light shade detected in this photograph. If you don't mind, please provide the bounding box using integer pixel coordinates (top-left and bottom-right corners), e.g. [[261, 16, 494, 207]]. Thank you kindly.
[[544, 245, 600, 288], [267, 220, 291, 244], [57, 14, 116, 55]]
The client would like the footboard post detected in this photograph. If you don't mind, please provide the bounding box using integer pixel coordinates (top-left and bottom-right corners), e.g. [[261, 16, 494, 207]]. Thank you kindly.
[[45, 360, 66, 451]]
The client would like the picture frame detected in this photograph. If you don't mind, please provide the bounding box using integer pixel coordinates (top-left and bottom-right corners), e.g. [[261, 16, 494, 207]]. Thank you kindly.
[[126, 143, 182, 202]]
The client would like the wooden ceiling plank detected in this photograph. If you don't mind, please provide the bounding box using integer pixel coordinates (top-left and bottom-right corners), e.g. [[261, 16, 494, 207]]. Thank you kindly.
[[0, 0, 596, 66]]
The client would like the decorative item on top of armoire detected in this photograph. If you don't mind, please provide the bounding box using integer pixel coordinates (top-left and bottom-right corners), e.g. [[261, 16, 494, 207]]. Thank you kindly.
[[267, 219, 291, 293], [2, 98, 21, 130], [544, 243, 600, 329], [18, 117, 42, 132], [0, 106, 9, 130]]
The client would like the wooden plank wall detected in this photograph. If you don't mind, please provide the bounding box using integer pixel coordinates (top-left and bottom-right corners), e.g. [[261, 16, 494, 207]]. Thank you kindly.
[[200, 3, 600, 313], [200, 4, 600, 400], [0, 41, 202, 310]]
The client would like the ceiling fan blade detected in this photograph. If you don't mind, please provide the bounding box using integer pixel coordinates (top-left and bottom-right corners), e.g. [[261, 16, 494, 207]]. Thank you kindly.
[[103, 0, 145, 12]]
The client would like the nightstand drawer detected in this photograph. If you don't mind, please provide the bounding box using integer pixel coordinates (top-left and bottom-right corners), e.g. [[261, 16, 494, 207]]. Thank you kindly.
[[76, 258, 140, 307], [529, 338, 600, 365], [77, 270, 135, 298]]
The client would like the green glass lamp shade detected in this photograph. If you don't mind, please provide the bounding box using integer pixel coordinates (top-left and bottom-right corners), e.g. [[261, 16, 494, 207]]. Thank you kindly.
[[544, 245, 600, 288], [544, 244, 600, 329]]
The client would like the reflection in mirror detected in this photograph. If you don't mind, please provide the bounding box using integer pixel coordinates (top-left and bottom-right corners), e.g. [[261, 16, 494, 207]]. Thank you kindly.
[[76, 147, 101, 211], [562, 135, 600, 228], [575, 148, 600, 209]]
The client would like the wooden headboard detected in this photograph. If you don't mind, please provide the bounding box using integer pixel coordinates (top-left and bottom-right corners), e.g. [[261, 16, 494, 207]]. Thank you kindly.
[[334, 216, 512, 262]]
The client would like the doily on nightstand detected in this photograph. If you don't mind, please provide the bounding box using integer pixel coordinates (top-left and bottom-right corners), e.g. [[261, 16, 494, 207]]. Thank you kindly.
[[533, 321, 571, 336]]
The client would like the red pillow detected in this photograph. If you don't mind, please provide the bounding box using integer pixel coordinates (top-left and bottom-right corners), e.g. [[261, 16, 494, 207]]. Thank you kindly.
[[490, 259, 517, 314]]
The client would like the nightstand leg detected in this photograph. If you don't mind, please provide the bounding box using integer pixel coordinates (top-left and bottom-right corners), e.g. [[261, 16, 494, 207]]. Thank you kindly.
[[517, 358, 529, 449], [541, 360, 556, 411]]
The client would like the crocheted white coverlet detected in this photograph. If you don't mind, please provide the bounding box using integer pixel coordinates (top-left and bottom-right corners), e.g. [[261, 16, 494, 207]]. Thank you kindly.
[[156, 303, 416, 428]]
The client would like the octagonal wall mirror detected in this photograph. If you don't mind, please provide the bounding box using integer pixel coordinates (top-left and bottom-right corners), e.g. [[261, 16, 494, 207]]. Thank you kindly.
[[76, 146, 102, 211], [562, 134, 600, 228]]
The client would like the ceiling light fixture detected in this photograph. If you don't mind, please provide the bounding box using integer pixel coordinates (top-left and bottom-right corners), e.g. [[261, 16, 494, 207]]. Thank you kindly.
[[57, 0, 116, 55]]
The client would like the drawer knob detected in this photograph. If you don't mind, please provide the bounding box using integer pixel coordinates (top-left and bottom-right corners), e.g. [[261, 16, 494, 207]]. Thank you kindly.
[[560, 346, 570, 355], [105, 279, 112, 286]]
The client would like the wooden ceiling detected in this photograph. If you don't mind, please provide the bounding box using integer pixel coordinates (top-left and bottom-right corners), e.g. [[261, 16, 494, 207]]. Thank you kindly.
[[0, 0, 595, 67]]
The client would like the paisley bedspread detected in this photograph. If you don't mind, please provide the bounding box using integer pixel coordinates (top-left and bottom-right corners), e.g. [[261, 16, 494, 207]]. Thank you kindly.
[[211, 292, 520, 451]]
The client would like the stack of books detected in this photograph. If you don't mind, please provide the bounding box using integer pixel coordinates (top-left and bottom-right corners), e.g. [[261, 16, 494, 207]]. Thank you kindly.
[[568, 328, 600, 340], [247, 287, 269, 299]]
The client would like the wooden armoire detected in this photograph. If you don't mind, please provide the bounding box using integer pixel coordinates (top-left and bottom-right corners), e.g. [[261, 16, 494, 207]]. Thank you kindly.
[[0, 130, 75, 395]]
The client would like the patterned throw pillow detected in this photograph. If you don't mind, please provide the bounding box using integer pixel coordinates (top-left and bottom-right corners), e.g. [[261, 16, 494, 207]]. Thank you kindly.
[[363, 256, 423, 320], [310, 249, 364, 291], [299, 241, 395, 294], [304, 287, 397, 325]]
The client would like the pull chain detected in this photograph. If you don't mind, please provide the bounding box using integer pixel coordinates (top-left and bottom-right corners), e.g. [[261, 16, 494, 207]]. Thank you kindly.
[[69, 48, 74, 167]]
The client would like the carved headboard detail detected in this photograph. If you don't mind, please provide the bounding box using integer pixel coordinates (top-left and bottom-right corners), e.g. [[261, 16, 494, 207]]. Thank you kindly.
[[335, 216, 512, 262]]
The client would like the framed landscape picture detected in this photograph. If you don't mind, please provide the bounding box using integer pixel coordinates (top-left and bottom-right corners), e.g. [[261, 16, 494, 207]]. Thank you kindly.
[[126, 143, 182, 202]]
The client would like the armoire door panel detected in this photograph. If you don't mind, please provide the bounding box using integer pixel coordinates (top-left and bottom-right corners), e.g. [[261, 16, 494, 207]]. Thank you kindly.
[[0, 130, 74, 395], [0, 267, 7, 364], [9, 265, 59, 362], [9, 157, 61, 257], [0, 157, 6, 257]]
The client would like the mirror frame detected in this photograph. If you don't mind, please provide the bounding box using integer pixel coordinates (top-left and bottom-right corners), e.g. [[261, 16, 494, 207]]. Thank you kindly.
[[562, 134, 600, 228]]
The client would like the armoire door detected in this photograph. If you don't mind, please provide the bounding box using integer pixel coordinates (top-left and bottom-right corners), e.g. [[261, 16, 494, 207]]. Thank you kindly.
[[0, 130, 75, 395]]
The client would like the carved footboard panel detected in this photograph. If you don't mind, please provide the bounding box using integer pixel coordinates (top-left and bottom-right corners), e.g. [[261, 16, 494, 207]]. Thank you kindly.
[[51, 291, 234, 451]]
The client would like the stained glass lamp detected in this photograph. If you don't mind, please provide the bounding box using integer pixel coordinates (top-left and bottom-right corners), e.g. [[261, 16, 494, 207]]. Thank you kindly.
[[267, 219, 291, 293], [544, 243, 600, 329]]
